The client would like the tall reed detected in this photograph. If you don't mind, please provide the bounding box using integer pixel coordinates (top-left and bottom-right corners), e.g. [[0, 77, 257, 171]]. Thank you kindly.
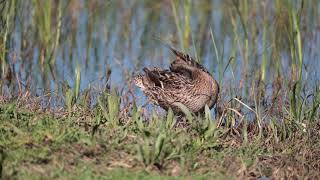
[[0, 0, 16, 88]]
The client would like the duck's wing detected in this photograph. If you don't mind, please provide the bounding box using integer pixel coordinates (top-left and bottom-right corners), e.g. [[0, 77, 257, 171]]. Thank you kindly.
[[142, 67, 190, 89], [134, 67, 194, 112], [165, 45, 211, 75]]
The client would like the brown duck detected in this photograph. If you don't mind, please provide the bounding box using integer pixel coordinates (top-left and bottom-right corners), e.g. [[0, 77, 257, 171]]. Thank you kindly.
[[134, 46, 219, 114]]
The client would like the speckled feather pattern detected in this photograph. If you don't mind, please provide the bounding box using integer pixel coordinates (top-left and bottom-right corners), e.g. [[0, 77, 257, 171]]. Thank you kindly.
[[134, 46, 219, 114]]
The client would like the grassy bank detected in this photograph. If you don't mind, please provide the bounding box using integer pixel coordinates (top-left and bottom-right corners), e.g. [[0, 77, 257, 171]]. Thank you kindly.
[[0, 88, 319, 179]]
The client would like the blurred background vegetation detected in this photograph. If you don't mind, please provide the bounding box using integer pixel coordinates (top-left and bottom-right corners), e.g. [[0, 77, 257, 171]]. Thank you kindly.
[[0, 0, 319, 98]]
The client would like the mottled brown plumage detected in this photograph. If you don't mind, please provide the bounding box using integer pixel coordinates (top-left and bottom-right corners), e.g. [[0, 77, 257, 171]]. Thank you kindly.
[[134, 46, 219, 114]]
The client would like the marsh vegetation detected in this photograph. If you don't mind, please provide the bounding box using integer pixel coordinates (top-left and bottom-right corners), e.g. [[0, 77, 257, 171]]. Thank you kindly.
[[0, 0, 319, 179]]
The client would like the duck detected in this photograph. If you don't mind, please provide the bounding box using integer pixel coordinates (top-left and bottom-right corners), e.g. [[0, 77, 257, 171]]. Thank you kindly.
[[134, 45, 219, 115]]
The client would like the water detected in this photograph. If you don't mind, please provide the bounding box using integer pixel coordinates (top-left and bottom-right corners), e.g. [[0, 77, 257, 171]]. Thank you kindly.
[[1, 1, 320, 103]]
